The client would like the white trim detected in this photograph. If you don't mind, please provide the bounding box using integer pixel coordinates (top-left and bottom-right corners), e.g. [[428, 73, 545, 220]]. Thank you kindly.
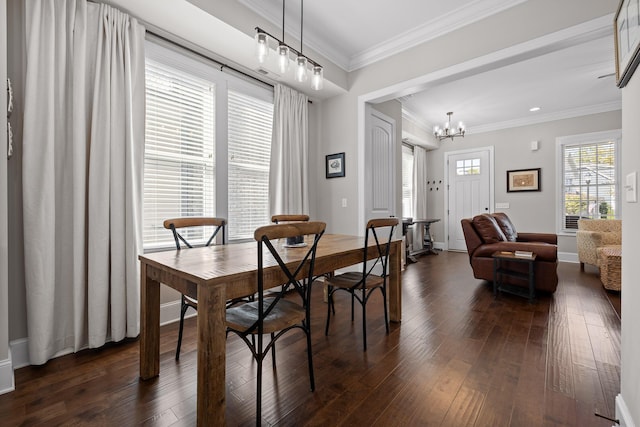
[[617, 394, 637, 427], [468, 101, 621, 134], [160, 299, 196, 327], [555, 129, 622, 235], [239, 0, 527, 72], [558, 251, 579, 264], [0, 355, 14, 395], [9, 338, 28, 370]]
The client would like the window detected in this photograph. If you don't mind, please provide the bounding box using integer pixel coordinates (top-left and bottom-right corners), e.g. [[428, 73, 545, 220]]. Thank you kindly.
[[557, 130, 621, 233], [402, 144, 414, 217], [143, 41, 273, 249], [456, 158, 480, 175], [227, 90, 273, 240]]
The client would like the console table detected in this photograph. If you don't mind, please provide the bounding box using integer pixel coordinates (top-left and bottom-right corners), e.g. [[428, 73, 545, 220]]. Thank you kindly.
[[403, 218, 440, 262]]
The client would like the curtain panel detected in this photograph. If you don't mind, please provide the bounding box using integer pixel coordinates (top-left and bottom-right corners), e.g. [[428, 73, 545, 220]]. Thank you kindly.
[[412, 146, 428, 251], [22, 0, 145, 364], [269, 84, 309, 216]]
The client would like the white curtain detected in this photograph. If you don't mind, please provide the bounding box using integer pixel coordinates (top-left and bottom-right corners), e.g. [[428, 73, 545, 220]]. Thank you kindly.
[[412, 146, 428, 251], [269, 84, 309, 215], [22, 0, 145, 364]]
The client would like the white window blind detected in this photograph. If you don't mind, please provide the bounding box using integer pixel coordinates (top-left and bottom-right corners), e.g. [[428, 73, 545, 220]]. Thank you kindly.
[[228, 90, 273, 240], [402, 144, 414, 218], [144, 58, 216, 249], [558, 130, 620, 233]]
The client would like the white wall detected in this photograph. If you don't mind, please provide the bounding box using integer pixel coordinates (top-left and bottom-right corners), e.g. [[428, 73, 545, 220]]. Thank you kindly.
[[619, 60, 640, 426], [425, 110, 621, 255]]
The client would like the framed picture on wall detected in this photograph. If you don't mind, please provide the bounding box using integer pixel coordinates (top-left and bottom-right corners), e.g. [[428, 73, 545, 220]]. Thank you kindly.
[[615, 0, 640, 87], [326, 152, 345, 178], [507, 168, 541, 192]]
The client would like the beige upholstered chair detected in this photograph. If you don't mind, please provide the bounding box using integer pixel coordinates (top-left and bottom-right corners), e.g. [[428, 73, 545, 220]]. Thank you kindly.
[[576, 219, 621, 270]]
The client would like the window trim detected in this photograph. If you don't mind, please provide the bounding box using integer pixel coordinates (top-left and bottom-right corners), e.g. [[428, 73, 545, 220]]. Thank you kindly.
[[556, 129, 622, 236]]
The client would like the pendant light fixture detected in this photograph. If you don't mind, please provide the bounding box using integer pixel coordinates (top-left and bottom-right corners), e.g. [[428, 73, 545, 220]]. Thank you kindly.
[[254, 0, 323, 90], [433, 112, 465, 141]]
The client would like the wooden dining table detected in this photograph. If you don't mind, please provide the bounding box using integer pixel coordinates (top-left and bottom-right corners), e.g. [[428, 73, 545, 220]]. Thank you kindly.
[[139, 233, 403, 426]]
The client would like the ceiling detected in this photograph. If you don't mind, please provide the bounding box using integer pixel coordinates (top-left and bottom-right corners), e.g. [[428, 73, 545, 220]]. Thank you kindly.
[[239, 0, 621, 136]]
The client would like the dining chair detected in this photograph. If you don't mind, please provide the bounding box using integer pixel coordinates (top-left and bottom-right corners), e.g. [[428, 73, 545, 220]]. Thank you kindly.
[[226, 221, 326, 425], [163, 217, 227, 360], [324, 217, 399, 351], [271, 214, 310, 223]]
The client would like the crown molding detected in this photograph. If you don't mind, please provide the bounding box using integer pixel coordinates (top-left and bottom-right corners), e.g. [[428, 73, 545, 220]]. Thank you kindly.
[[239, 0, 527, 72], [348, 0, 527, 71], [467, 101, 622, 134]]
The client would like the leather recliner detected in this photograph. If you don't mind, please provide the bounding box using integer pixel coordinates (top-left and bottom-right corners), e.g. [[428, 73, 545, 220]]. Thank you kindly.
[[460, 212, 558, 293]]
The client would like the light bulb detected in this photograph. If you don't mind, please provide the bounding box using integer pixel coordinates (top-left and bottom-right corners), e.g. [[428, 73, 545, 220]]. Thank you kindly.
[[311, 65, 323, 90], [458, 122, 464, 131], [277, 44, 290, 74], [295, 56, 308, 82], [255, 32, 269, 63]]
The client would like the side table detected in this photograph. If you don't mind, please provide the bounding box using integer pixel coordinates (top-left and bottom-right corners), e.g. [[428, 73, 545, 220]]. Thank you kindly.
[[492, 251, 537, 303]]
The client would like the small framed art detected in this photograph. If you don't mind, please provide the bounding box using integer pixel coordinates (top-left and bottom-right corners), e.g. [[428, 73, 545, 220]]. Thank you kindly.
[[507, 168, 541, 192], [326, 152, 345, 178]]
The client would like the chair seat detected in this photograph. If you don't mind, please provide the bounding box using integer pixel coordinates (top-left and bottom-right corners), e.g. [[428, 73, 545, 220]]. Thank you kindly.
[[325, 271, 384, 289], [226, 298, 305, 334]]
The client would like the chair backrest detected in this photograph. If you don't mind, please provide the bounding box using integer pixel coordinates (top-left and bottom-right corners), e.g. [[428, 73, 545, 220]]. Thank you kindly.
[[163, 217, 227, 249], [271, 214, 310, 224], [361, 218, 399, 280], [251, 221, 326, 334]]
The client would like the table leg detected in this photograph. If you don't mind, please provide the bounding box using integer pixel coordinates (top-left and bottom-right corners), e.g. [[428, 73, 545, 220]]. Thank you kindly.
[[528, 261, 535, 303], [196, 283, 227, 427], [140, 263, 160, 379], [388, 240, 402, 322]]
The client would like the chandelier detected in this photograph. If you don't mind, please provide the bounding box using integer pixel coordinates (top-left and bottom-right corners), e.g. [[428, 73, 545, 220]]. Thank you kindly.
[[433, 112, 465, 141], [255, 0, 323, 90]]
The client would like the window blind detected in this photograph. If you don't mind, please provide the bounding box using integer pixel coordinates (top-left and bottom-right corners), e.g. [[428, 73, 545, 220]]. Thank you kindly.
[[561, 139, 618, 231], [227, 90, 273, 240], [144, 59, 216, 249]]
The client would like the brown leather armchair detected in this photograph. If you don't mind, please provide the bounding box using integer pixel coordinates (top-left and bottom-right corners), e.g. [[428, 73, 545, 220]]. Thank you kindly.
[[461, 212, 558, 293]]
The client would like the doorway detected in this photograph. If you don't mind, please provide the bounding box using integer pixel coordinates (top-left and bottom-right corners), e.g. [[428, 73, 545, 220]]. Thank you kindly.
[[445, 147, 494, 251]]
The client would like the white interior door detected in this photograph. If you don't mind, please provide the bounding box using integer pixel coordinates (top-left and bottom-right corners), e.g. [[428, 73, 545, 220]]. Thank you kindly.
[[365, 106, 396, 223], [446, 148, 492, 251]]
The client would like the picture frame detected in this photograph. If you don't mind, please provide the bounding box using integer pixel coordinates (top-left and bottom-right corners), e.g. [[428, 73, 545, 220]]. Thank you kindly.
[[507, 168, 541, 192], [326, 152, 345, 178], [614, 0, 640, 88]]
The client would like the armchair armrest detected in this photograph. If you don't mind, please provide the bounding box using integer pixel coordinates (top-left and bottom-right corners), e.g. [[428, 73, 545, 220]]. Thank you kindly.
[[576, 230, 604, 247], [517, 232, 557, 245]]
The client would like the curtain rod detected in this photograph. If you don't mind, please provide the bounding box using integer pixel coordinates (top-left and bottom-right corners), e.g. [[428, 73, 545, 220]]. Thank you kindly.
[[146, 30, 275, 91]]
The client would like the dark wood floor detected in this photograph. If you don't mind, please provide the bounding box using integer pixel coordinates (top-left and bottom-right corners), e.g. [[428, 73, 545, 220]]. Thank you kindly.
[[0, 251, 621, 426]]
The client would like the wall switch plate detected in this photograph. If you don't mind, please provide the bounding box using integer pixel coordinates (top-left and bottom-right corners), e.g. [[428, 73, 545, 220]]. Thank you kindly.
[[531, 140, 539, 151], [626, 172, 637, 203], [341, 198, 347, 207], [495, 202, 510, 209]]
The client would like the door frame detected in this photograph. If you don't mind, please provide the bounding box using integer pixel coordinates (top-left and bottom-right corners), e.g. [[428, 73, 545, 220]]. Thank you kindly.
[[444, 146, 495, 251]]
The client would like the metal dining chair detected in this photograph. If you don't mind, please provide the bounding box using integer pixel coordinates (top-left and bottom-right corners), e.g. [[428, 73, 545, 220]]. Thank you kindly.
[[226, 221, 326, 425], [324, 217, 399, 351], [163, 217, 226, 360]]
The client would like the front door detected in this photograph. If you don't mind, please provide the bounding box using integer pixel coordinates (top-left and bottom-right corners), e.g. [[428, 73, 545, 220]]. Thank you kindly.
[[446, 148, 492, 251]]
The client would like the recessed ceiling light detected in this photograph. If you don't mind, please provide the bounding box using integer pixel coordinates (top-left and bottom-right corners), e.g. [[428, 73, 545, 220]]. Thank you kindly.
[[529, 107, 541, 112]]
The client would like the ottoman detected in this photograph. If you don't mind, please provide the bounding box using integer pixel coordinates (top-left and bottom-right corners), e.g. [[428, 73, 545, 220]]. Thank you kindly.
[[598, 246, 621, 291]]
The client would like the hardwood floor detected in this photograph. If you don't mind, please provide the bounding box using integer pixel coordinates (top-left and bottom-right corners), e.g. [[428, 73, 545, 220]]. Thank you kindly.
[[0, 251, 620, 426]]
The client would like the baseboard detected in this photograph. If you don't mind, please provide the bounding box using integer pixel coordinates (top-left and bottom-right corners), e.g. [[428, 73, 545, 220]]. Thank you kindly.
[[0, 354, 15, 395], [558, 251, 578, 263], [9, 338, 29, 370], [160, 299, 195, 327], [7, 301, 191, 372], [617, 394, 637, 427]]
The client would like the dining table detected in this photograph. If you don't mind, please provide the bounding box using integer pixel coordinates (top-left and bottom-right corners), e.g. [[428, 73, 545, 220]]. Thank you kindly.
[[139, 233, 403, 426]]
